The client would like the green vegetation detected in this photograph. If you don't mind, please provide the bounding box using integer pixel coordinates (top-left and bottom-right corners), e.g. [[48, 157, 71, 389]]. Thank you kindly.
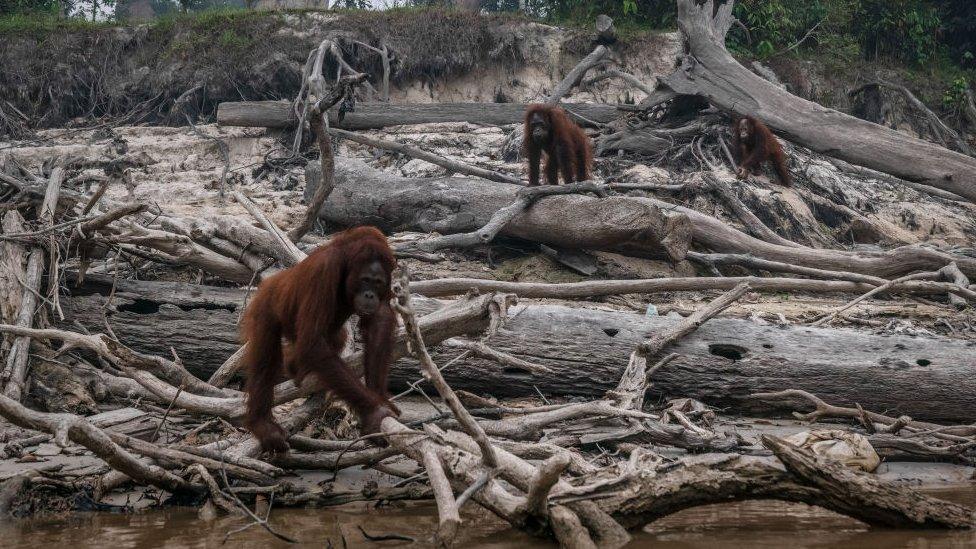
[[0, 1, 972, 127], [0, 9, 110, 33]]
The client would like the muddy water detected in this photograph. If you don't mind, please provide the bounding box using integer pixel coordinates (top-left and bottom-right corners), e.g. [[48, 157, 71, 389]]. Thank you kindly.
[[3, 486, 975, 548]]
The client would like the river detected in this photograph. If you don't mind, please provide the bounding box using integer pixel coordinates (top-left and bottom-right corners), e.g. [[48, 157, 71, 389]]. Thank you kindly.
[[3, 486, 975, 548]]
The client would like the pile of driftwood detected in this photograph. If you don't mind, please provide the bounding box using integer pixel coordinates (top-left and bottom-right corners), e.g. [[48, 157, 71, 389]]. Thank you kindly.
[[2, 0, 976, 546]]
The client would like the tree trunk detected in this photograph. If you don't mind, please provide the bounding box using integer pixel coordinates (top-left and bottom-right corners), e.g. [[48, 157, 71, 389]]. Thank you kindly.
[[217, 101, 620, 130], [655, 0, 976, 202], [307, 159, 976, 278], [63, 276, 976, 423], [306, 158, 692, 261]]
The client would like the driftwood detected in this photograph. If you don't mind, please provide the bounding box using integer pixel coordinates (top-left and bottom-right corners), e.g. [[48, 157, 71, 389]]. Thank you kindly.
[[288, 73, 369, 243], [850, 80, 973, 156], [597, 451, 974, 529], [306, 160, 976, 278], [329, 127, 521, 185], [648, 0, 976, 202], [306, 158, 691, 261], [642, 196, 976, 278], [217, 101, 620, 130], [3, 167, 62, 401], [61, 276, 976, 423]]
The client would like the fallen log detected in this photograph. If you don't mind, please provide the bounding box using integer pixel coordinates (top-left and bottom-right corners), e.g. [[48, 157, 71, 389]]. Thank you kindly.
[[217, 101, 621, 130], [3, 167, 62, 401], [651, 0, 976, 202], [642, 196, 976, 278], [307, 159, 976, 278], [63, 277, 976, 423], [306, 158, 692, 261]]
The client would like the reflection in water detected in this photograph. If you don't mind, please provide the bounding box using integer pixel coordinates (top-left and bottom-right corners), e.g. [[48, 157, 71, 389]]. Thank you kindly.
[[3, 487, 975, 548]]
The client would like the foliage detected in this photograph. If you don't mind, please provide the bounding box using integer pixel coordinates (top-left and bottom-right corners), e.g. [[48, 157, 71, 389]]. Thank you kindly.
[[932, 0, 976, 68], [853, 0, 941, 64], [480, 0, 676, 30], [0, 0, 60, 15], [942, 76, 969, 109]]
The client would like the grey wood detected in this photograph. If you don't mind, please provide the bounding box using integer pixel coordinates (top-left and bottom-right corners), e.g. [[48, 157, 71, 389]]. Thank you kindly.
[[306, 158, 691, 261], [62, 277, 976, 423], [217, 101, 621, 130]]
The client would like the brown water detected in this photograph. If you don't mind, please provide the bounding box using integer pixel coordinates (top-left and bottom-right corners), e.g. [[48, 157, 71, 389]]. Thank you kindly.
[[3, 487, 976, 548]]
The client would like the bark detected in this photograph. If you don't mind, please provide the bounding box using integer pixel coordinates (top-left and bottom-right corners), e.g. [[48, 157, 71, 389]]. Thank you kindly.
[[598, 452, 974, 530], [62, 277, 976, 423], [0, 212, 27, 328], [328, 127, 521, 185], [654, 0, 976, 202], [306, 158, 692, 261], [306, 161, 975, 278], [217, 102, 620, 130], [639, 196, 976, 278], [3, 167, 62, 401]]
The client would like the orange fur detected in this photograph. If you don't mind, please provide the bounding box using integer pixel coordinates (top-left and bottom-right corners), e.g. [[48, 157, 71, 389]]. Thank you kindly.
[[523, 104, 593, 186], [730, 115, 792, 186], [241, 226, 397, 453]]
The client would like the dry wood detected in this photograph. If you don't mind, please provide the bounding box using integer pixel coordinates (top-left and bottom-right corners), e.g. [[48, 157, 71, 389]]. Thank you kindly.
[[685, 251, 885, 284], [233, 191, 304, 266], [408, 182, 608, 253], [289, 72, 368, 242], [307, 158, 692, 261], [706, 175, 801, 248], [0, 392, 190, 493], [584, 68, 656, 98], [549, 45, 611, 104], [393, 268, 498, 468], [421, 447, 461, 544], [4, 166, 62, 401], [329, 127, 521, 185], [217, 101, 620, 129], [747, 389, 970, 443], [939, 262, 971, 309], [521, 453, 571, 517], [827, 157, 970, 203], [811, 269, 941, 326], [109, 432, 273, 485], [61, 279, 976, 422], [308, 161, 976, 277], [408, 275, 967, 300], [597, 451, 975, 530], [611, 283, 749, 411], [651, 0, 976, 202], [763, 435, 973, 527], [0, 212, 27, 329]]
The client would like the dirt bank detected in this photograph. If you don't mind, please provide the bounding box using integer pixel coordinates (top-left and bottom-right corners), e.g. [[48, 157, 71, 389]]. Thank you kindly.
[[0, 9, 680, 133]]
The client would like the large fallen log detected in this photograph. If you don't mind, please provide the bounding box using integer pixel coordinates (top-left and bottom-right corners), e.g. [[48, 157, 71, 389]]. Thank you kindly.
[[63, 277, 976, 423], [306, 158, 691, 261], [217, 101, 621, 130], [307, 160, 976, 278], [652, 0, 976, 202]]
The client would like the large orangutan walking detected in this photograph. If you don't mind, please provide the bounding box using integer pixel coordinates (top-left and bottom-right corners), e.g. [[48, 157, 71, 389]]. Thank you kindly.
[[240, 226, 398, 454]]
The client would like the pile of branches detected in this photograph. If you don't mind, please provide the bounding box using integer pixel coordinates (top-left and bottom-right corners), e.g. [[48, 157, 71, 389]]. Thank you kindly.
[[2, 1, 976, 546], [1, 145, 976, 545]]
